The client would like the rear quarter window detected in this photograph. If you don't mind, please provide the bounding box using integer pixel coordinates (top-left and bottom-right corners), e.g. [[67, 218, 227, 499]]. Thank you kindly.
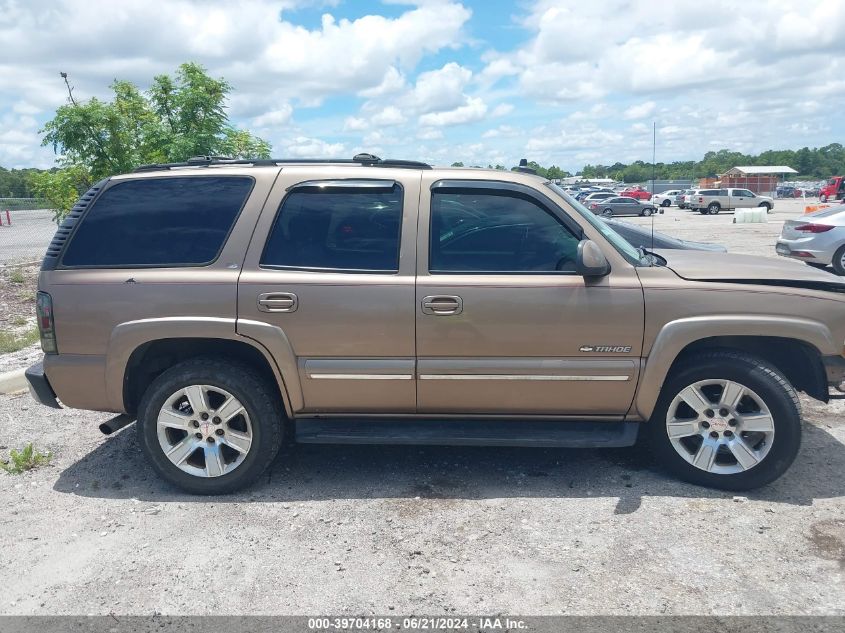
[[61, 176, 254, 267]]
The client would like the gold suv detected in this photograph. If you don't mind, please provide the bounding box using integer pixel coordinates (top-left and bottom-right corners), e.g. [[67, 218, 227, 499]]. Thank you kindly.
[[25, 154, 845, 494]]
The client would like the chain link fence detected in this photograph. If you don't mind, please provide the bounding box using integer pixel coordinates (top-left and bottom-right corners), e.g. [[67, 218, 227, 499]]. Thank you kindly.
[[0, 199, 56, 266]]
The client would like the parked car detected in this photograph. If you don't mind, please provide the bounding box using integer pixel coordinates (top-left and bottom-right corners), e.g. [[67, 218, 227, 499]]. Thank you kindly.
[[651, 190, 682, 208], [590, 196, 657, 217], [689, 188, 774, 215], [582, 192, 616, 204], [677, 189, 699, 210], [621, 186, 652, 201], [776, 205, 845, 275], [820, 176, 844, 203], [25, 154, 845, 494], [601, 217, 727, 252]]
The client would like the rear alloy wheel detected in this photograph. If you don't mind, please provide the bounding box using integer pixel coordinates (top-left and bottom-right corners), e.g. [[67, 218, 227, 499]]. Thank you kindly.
[[833, 244, 845, 276], [821, 194, 828, 203], [707, 203, 721, 215], [648, 351, 801, 490], [602, 208, 614, 217], [138, 358, 283, 494], [641, 207, 653, 217], [661, 199, 671, 207]]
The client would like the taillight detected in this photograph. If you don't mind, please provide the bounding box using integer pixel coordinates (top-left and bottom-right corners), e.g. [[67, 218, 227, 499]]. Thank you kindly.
[[794, 223, 834, 233], [590, 203, 598, 209], [697, 197, 703, 202], [36, 291, 57, 354]]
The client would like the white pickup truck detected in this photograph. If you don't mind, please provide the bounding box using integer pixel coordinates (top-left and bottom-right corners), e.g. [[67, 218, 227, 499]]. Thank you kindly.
[[690, 188, 775, 215]]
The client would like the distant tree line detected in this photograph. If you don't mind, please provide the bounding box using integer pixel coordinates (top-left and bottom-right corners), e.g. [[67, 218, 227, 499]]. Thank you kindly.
[[0, 167, 42, 198], [580, 145, 845, 183]]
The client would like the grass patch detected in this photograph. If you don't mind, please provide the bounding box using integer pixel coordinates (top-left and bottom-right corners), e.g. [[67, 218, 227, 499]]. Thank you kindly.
[[1, 443, 52, 474], [0, 326, 39, 353], [11, 316, 28, 327], [8, 270, 25, 284]]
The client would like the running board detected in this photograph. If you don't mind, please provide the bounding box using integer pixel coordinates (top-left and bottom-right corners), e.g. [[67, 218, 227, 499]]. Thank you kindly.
[[294, 419, 639, 448]]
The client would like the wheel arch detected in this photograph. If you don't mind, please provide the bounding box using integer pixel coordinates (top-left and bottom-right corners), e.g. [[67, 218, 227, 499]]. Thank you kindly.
[[106, 317, 299, 418], [635, 316, 835, 419]]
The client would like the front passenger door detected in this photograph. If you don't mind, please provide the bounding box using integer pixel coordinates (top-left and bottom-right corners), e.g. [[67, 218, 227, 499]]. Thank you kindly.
[[415, 179, 644, 417]]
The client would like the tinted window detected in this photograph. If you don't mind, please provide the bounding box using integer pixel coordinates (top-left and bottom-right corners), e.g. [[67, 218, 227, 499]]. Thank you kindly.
[[262, 183, 402, 272], [62, 177, 253, 267], [430, 190, 580, 273]]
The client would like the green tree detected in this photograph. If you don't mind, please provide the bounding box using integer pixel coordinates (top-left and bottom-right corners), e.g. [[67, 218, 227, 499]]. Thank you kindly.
[[37, 63, 271, 219]]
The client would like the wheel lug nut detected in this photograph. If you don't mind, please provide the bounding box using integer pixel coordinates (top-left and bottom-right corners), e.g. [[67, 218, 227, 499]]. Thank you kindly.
[[701, 421, 710, 429], [704, 409, 714, 418], [200, 412, 209, 421], [719, 408, 729, 417], [215, 429, 224, 436], [709, 431, 719, 439], [724, 430, 733, 437], [195, 432, 202, 439], [213, 416, 221, 424], [728, 419, 737, 426], [207, 437, 215, 443], [191, 420, 199, 428]]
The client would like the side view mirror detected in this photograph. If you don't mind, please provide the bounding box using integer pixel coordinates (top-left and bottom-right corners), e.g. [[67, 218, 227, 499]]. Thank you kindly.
[[576, 239, 610, 277]]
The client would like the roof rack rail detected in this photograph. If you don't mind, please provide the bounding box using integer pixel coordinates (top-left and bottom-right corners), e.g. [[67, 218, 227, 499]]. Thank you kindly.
[[134, 154, 432, 172]]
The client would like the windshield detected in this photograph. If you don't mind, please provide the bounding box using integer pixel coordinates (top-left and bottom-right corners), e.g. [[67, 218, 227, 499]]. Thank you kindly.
[[546, 183, 644, 264]]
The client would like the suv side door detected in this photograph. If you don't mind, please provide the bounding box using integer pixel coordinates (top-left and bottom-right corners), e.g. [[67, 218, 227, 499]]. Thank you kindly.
[[415, 177, 644, 417], [238, 168, 420, 414]]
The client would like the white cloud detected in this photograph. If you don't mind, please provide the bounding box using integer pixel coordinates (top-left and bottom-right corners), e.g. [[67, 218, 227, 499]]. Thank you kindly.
[[623, 101, 656, 120], [252, 104, 294, 128], [285, 136, 346, 158], [408, 62, 473, 114], [418, 96, 487, 126], [371, 106, 407, 126], [490, 103, 514, 117], [343, 116, 369, 132]]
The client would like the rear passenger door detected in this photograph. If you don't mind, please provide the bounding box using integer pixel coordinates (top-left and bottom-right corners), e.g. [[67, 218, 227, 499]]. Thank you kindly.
[[238, 169, 420, 414]]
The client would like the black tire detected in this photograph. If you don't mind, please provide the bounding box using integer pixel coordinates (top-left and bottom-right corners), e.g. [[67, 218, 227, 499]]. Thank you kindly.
[[820, 194, 828, 203], [759, 202, 772, 212], [647, 350, 801, 490], [833, 244, 845, 276], [641, 207, 653, 217], [137, 357, 284, 495], [661, 199, 671, 207], [707, 202, 720, 215], [602, 208, 613, 217]]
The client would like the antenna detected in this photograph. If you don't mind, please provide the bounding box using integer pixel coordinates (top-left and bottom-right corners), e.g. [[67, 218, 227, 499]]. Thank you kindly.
[[651, 121, 656, 255]]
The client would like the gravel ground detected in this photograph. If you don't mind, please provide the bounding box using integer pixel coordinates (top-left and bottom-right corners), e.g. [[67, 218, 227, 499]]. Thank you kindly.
[[0, 196, 843, 616]]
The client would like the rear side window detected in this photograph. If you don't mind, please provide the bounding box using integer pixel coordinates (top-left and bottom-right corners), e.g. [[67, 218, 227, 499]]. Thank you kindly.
[[261, 183, 403, 272], [62, 177, 253, 267]]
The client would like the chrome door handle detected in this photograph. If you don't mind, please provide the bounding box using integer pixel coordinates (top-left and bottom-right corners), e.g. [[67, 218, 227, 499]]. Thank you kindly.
[[257, 292, 298, 313], [421, 295, 463, 315]]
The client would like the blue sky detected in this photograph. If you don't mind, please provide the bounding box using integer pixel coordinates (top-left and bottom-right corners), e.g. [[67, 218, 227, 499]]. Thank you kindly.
[[2, 0, 844, 172]]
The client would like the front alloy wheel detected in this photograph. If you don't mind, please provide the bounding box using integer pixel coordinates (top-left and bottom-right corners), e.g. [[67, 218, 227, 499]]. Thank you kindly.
[[648, 351, 801, 490], [666, 379, 774, 474]]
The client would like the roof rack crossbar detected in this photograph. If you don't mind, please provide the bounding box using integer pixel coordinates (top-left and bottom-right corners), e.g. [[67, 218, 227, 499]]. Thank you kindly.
[[134, 154, 431, 172]]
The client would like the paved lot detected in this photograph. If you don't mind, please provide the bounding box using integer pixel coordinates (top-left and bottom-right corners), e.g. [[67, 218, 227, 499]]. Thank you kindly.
[[0, 197, 843, 616], [0, 209, 56, 265]]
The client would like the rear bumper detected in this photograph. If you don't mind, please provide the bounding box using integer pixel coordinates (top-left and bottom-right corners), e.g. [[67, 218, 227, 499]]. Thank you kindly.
[[823, 355, 845, 394], [25, 361, 62, 409]]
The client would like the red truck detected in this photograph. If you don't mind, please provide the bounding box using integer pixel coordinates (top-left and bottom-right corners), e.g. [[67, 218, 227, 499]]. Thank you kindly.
[[621, 186, 652, 200], [820, 176, 844, 202]]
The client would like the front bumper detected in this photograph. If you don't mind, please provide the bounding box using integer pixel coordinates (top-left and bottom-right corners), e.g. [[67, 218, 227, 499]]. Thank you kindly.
[[823, 355, 845, 396], [25, 361, 62, 409]]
